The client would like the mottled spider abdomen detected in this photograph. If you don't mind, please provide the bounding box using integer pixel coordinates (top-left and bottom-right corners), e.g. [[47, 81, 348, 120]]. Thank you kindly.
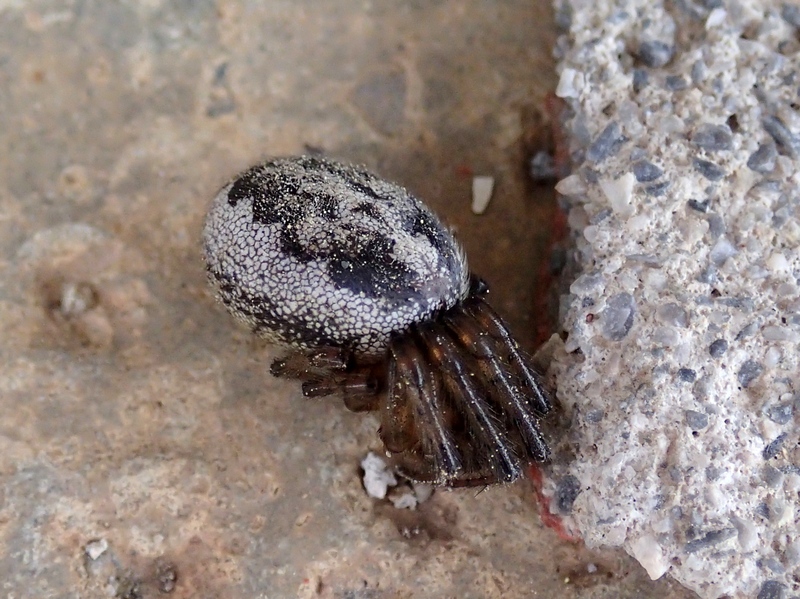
[[204, 155, 552, 487], [203, 155, 469, 356]]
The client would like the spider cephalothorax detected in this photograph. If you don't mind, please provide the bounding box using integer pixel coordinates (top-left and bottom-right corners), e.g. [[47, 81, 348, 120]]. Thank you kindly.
[[203, 155, 552, 487]]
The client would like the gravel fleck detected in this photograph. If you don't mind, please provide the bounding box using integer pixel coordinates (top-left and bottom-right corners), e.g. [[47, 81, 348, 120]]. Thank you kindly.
[[762, 116, 799, 157], [757, 579, 787, 599], [601, 293, 636, 340], [766, 401, 793, 425], [632, 159, 663, 182], [763, 433, 787, 460], [637, 40, 674, 68], [685, 409, 709, 430], [586, 122, 625, 163], [709, 338, 728, 357], [556, 475, 582, 512], [684, 528, 737, 553], [738, 360, 763, 388], [781, 3, 800, 27], [644, 181, 671, 196], [688, 199, 709, 212], [691, 123, 733, 152], [665, 75, 688, 91], [747, 142, 778, 172], [632, 68, 649, 92], [693, 158, 725, 180], [678, 368, 697, 383]]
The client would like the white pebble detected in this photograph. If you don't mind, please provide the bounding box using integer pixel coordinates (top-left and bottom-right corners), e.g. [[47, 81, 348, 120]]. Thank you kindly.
[[361, 452, 397, 499], [85, 538, 109, 560], [556, 67, 583, 99], [599, 173, 635, 217], [629, 534, 669, 580], [471, 176, 495, 215]]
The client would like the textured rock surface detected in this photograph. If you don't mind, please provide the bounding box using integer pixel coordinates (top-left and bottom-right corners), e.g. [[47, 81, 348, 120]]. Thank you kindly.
[[549, 0, 800, 597], [0, 1, 700, 598]]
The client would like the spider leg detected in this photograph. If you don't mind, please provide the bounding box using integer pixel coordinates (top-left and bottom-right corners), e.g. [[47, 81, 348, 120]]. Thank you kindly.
[[378, 352, 417, 454], [464, 298, 552, 416], [418, 326, 522, 484], [444, 312, 550, 462], [391, 337, 463, 481]]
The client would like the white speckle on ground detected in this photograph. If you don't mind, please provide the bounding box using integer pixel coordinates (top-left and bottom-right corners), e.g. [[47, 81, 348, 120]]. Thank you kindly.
[[471, 175, 495, 215], [361, 452, 397, 499]]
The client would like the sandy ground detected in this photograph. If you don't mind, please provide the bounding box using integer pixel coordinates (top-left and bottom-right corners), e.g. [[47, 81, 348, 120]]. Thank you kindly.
[[0, 2, 698, 597]]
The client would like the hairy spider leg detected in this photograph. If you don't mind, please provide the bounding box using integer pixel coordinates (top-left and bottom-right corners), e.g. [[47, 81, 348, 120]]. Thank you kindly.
[[270, 347, 381, 411], [465, 298, 552, 416], [379, 355, 417, 453], [444, 310, 550, 462], [419, 325, 522, 484], [391, 337, 463, 481]]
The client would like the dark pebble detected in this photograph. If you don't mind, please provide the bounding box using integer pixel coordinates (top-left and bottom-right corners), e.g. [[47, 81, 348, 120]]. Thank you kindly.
[[585, 408, 604, 423], [706, 213, 726, 238], [693, 158, 725, 180], [645, 180, 671, 196], [684, 527, 737, 553], [782, 3, 800, 27], [678, 368, 697, 383], [767, 401, 793, 425], [691, 123, 734, 152], [530, 150, 557, 181], [633, 159, 663, 182], [757, 580, 787, 599], [637, 40, 674, 68], [586, 122, 625, 163], [763, 433, 787, 460], [709, 338, 728, 357], [601, 292, 636, 341], [555, 475, 582, 512], [697, 264, 718, 284], [691, 59, 707, 83], [633, 68, 649, 92], [738, 359, 763, 387], [762, 116, 799, 157], [665, 75, 688, 91], [747, 142, 777, 173], [685, 409, 709, 430], [687, 199, 709, 212]]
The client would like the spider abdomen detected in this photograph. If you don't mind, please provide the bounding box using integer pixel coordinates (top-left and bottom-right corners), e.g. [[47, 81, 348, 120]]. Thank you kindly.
[[203, 156, 469, 356]]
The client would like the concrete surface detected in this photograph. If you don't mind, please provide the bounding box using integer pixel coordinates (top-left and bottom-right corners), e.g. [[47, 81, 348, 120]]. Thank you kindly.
[[0, 1, 698, 597], [548, 0, 800, 597]]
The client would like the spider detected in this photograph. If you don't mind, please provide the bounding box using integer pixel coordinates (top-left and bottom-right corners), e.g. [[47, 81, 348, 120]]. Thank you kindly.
[[203, 155, 552, 487]]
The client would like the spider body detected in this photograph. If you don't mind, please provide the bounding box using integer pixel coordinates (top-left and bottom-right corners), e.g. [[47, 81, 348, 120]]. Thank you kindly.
[[203, 156, 551, 487]]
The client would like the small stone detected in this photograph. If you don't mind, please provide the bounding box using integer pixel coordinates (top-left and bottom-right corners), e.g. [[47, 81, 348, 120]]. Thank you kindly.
[[586, 122, 624, 163], [684, 528, 737, 553], [677, 368, 697, 383], [685, 410, 709, 430], [637, 41, 674, 68], [360, 452, 397, 499], [85, 538, 109, 560], [747, 143, 777, 173], [763, 433, 787, 460], [767, 401, 793, 424], [471, 176, 494, 215], [691, 60, 707, 83], [644, 181, 671, 196], [665, 75, 688, 91], [782, 3, 800, 27], [691, 123, 733, 152], [709, 237, 737, 265], [529, 150, 557, 181], [656, 303, 688, 327], [687, 199, 709, 212], [709, 338, 728, 357], [599, 172, 635, 216], [762, 116, 799, 157], [633, 160, 663, 182], [757, 580, 787, 599], [555, 475, 581, 512], [737, 359, 763, 388], [693, 158, 725, 181], [601, 293, 636, 340], [632, 68, 649, 92]]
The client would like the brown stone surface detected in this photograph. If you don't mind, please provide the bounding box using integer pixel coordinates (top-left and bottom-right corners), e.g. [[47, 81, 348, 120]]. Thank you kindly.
[[0, 2, 697, 597]]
